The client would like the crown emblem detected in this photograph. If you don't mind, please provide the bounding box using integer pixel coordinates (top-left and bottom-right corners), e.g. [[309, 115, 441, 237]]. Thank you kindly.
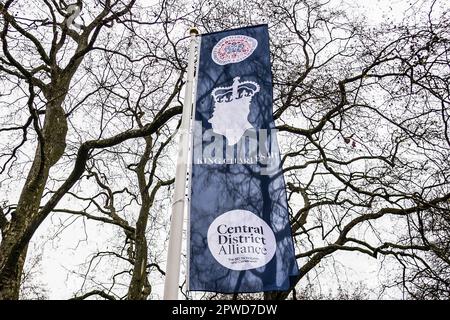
[[211, 77, 260, 103], [208, 77, 260, 146]]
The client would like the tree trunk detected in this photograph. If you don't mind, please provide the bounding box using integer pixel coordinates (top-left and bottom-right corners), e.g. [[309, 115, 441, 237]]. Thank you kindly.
[[0, 242, 28, 300], [127, 136, 152, 300], [0, 89, 68, 299]]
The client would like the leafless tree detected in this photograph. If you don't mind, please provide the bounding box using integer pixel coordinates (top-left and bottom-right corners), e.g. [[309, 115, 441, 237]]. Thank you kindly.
[[191, 0, 450, 300], [0, 0, 191, 299]]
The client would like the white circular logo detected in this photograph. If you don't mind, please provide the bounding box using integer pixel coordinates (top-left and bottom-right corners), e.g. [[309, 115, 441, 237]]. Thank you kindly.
[[207, 209, 276, 270], [211, 35, 258, 65]]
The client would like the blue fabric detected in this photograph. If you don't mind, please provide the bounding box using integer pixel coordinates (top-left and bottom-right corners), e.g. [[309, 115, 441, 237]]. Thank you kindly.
[[188, 24, 299, 293]]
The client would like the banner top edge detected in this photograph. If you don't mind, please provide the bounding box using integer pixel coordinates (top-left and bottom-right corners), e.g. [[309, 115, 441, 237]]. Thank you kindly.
[[199, 23, 268, 38]]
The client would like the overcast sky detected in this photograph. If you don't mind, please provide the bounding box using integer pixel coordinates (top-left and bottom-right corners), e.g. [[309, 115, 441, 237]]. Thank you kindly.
[[15, 0, 445, 300]]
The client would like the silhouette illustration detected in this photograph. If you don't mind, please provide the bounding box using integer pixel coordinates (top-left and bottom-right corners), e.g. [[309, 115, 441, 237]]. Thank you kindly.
[[209, 77, 260, 145]]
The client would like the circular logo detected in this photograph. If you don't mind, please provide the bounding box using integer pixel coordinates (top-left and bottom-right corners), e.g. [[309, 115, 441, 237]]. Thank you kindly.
[[211, 35, 258, 65], [207, 209, 276, 270]]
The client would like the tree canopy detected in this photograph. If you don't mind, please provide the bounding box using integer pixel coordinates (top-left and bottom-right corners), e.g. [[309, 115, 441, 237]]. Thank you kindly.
[[0, 0, 449, 300]]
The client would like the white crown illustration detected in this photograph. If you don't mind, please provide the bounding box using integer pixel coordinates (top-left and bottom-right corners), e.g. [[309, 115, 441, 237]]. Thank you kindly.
[[211, 77, 260, 103]]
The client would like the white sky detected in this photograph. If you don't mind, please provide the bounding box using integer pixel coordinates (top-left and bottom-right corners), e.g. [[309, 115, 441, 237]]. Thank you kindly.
[[13, 0, 445, 300]]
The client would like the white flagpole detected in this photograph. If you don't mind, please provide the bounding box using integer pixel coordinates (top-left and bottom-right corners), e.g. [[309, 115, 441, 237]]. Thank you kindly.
[[163, 27, 198, 300]]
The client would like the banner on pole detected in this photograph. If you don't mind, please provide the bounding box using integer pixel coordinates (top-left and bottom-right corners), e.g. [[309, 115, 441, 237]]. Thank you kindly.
[[188, 24, 299, 293]]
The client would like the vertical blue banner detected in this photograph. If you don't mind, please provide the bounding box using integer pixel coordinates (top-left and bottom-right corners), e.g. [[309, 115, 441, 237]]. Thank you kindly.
[[189, 24, 299, 293]]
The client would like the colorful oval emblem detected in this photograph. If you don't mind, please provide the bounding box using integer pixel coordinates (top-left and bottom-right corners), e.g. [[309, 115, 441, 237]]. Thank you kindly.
[[211, 35, 258, 65]]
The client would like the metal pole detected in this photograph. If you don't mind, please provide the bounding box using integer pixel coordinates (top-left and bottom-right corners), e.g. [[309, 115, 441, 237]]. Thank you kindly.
[[163, 27, 198, 300]]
